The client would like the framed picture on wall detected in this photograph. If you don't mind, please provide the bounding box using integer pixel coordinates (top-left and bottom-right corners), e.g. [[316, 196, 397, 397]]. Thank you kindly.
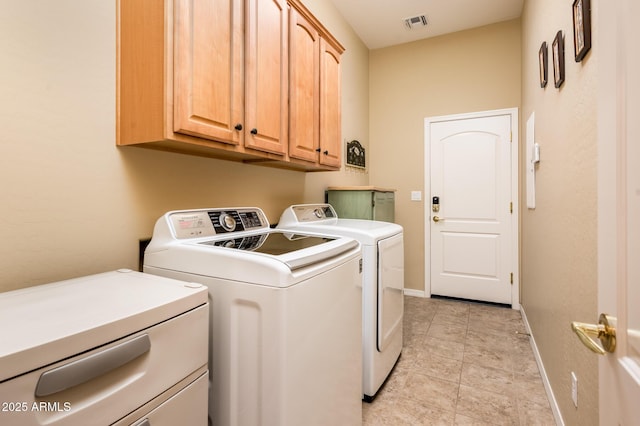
[[346, 140, 366, 169], [552, 30, 565, 88], [572, 0, 592, 61], [539, 42, 548, 88]]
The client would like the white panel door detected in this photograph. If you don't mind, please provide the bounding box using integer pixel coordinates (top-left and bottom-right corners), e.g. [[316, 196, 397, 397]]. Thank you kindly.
[[429, 113, 513, 304], [595, 0, 640, 422]]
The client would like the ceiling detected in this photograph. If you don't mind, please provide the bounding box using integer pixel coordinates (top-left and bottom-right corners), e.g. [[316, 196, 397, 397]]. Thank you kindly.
[[330, 0, 524, 50]]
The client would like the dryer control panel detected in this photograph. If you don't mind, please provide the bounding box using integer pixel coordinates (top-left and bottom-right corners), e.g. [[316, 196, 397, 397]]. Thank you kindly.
[[169, 208, 268, 239], [289, 204, 337, 223]]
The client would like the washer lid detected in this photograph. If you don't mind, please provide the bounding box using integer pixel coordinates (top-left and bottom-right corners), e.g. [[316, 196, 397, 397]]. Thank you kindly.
[[0, 270, 207, 382], [199, 231, 335, 254], [198, 231, 356, 270]]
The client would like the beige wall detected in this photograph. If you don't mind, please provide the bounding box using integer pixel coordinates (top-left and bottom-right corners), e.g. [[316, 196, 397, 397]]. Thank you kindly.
[[520, 0, 598, 424], [369, 20, 522, 291], [0, 0, 369, 293]]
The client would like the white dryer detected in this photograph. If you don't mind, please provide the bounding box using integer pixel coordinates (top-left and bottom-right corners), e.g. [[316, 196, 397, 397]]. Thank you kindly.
[[277, 204, 404, 401], [143, 207, 363, 426]]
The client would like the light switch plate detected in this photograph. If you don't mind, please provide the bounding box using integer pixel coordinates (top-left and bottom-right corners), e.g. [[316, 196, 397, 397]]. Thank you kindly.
[[411, 191, 422, 201]]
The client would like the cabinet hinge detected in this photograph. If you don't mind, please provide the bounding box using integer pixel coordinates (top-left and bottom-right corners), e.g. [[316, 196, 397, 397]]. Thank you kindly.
[[510, 273, 514, 285]]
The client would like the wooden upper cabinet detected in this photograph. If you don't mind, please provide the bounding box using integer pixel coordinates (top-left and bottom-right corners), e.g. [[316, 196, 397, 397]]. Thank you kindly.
[[288, 7, 320, 163], [173, 0, 243, 146], [173, 0, 288, 156], [287, 0, 344, 170], [117, 0, 342, 171], [319, 38, 342, 168], [117, 0, 167, 147], [244, 0, 288, 155]]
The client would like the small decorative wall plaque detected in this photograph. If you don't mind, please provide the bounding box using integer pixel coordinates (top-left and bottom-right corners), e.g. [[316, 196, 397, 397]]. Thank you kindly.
[[346, 140, 366, 169]]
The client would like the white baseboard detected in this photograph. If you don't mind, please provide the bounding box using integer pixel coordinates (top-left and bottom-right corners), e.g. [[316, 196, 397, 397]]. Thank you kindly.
[[520, 306, 564, 426], [403, 288, 426, 298]]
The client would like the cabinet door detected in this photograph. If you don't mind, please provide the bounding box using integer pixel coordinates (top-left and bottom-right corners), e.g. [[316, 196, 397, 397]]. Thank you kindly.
[[244, 0, 288, 155], [173, 0, 243, 146], [288, 7, 320, 163], [319, 38, 342, 168]]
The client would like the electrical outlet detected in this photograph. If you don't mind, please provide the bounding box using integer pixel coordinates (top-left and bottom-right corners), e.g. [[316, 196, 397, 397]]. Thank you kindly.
[[571, 372, 578, 407]]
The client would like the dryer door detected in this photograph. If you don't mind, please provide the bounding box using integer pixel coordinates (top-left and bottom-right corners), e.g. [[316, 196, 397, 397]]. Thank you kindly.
[[377, 233, 404, 351]]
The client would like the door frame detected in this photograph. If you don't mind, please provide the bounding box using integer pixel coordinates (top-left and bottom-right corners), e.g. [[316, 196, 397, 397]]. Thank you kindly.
[[424, 108, 520, 309]]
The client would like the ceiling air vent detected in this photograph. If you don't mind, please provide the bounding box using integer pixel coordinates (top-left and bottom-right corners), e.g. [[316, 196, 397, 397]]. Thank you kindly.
[[403, 15, 428, 30]]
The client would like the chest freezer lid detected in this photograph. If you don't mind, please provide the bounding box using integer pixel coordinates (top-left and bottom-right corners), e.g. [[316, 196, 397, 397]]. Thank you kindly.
[[0, 270, 207, 382]]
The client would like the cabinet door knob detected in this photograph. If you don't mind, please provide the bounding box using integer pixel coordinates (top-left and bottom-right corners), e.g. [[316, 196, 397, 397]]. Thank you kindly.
[[234, 124, 243, 131], [315, 148, 321, 152], [323, 150, 329, 155], [250, 128, 258, 135]]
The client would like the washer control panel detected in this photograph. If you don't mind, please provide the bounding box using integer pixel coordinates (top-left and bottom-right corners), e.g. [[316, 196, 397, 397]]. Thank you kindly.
[[169, 208, 268, 239]]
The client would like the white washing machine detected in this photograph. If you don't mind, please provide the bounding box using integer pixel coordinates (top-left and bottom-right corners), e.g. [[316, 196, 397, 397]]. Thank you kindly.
[[143, 207, 363, 426], [277, 204, 404, 401], [0, 270, 209, 426]]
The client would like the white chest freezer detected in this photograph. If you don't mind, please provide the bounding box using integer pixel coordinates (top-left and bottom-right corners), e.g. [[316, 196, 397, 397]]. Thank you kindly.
[[0, 269, 209, 426]]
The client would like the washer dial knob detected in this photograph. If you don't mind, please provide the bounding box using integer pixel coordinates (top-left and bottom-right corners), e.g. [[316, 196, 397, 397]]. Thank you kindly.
[[219, 212, 237, 232]]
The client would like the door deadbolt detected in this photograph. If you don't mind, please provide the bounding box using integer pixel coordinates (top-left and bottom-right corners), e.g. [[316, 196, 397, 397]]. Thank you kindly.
[[432, 196, 440, 212]]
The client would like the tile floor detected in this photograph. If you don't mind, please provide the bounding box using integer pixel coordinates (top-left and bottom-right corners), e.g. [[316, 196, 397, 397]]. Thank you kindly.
[[362, 296, 556, 425]]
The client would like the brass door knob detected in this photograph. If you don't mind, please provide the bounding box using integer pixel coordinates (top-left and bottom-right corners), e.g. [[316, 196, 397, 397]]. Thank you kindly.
[[571, 313, 617, 355], [432, 216, 442, 223]]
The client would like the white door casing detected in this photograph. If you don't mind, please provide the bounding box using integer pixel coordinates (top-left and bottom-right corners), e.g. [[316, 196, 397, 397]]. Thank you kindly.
[[425, 109, 519, 308], [597, 0, 640, 423]]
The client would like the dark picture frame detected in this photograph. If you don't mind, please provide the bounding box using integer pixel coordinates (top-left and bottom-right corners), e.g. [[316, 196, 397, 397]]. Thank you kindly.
[[552, 31, 565, 88], [346, 140, 366, 169], [539, 42, 548, 88], [572, 0, 592, 62]]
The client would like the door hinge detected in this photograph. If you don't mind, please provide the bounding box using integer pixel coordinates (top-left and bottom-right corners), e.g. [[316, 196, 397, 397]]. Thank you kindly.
[[510, 131, 513, 142], [509, 202, 513, 213], [510, 272, 514, 285]]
